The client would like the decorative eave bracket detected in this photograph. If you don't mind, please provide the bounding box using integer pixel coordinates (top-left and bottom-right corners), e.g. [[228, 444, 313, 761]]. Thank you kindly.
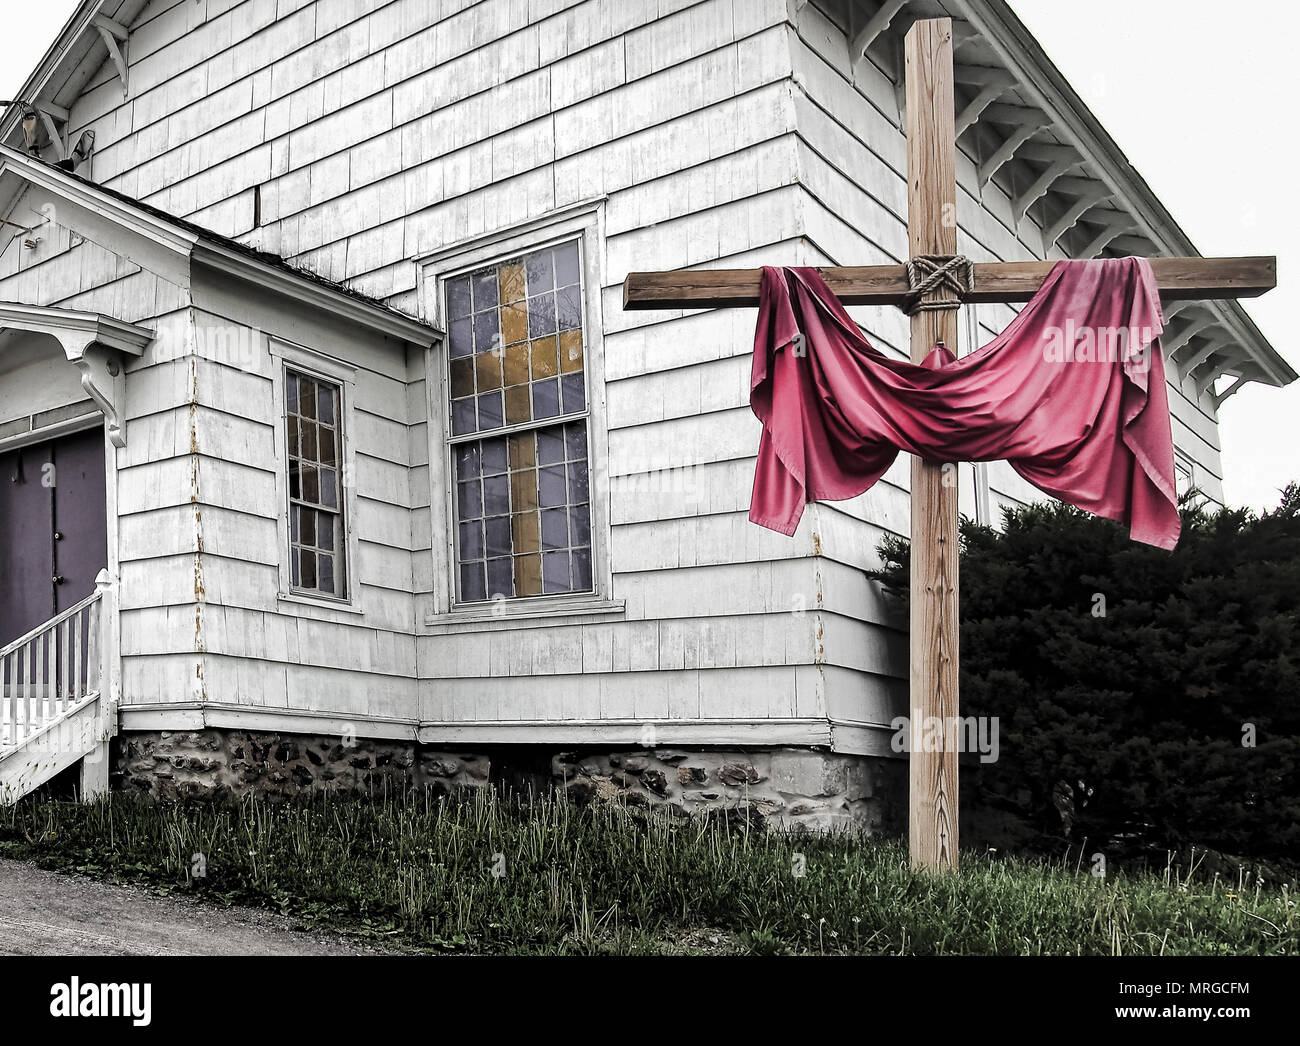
[[0, 301, 152, 447], [93, 14, 131, 100]]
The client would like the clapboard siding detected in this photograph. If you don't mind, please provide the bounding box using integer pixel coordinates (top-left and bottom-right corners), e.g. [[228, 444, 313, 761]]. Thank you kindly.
[[0, 0, 1232, 745], [418, 662, 825, 726]]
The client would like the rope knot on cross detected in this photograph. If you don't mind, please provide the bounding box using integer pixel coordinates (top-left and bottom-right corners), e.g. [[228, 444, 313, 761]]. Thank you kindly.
[[900, 254, 973, 315]]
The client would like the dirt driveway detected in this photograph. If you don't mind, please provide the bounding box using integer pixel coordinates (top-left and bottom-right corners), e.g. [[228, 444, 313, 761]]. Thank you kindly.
[[0, 858, 397, 956]]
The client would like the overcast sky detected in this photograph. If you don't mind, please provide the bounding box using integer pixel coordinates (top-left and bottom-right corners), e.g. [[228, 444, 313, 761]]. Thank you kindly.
[[3, 1, 1295, 511]]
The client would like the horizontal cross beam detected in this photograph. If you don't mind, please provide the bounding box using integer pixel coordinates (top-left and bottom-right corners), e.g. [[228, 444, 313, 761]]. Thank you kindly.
[[622, 256, 1276, 310]]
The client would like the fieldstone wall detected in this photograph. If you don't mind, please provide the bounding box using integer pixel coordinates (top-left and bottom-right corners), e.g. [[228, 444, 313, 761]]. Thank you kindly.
[[554, 748, 904, 833], [113, 730, 488, 800], [112, 730, 903, 833]]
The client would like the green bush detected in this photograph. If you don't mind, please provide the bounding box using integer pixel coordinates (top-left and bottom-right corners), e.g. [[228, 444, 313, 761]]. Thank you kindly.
[[869, 484, 1300, 867]]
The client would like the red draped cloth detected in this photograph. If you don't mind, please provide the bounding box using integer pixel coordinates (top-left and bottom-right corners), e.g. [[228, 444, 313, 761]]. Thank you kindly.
[[749, 257, 1180, 549]]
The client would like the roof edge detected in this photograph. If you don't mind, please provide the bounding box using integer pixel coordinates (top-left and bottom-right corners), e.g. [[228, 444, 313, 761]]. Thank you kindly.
[[954, 0, 1294, 388], [0, 144, 439, 346]]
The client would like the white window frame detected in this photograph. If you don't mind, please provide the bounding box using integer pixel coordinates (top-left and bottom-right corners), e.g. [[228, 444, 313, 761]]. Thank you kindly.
[[418, 200, 621, 624], [1174, 451, 1200, 502], [269, 336, 362, 615]]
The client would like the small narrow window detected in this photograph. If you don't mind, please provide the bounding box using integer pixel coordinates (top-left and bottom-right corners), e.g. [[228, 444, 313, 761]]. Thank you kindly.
[[444, 240, 594, 602], [285, 367, 346, 598]]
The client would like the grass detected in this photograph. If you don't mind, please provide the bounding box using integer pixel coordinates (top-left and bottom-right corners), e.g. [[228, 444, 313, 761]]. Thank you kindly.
[[0, 788, 1295, 955]]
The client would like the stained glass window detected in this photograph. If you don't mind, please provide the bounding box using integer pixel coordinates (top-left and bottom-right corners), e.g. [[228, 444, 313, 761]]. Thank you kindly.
[[445, 240, 593, 602], [286, 369, 346, 599]]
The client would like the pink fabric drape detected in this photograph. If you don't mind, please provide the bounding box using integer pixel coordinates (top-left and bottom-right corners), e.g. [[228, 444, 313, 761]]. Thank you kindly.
[[749, 257, 1180, 549]]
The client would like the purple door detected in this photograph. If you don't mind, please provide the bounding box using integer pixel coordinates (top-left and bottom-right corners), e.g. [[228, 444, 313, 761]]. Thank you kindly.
[[0, 427, 107, 647]]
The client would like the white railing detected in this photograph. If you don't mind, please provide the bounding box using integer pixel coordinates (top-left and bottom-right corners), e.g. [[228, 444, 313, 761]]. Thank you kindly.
[[0, 590, 102, 751]]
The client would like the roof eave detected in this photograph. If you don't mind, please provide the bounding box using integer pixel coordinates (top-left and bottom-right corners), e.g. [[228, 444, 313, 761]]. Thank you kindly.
[[954, 0, 1295, 388], [0, 1, 106, 141], [190, 241, 441, 346], [0, 144, 439, 346]]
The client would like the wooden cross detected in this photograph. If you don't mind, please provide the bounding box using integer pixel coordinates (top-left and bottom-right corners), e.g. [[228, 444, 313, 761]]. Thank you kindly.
[[622, 18, 1276, 871]]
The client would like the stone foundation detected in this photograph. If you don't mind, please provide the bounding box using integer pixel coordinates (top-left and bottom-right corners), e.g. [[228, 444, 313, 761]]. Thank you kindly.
[[113, 731, 488, 801], [553, 748, 904, 833], [112, 730, 904, 833]]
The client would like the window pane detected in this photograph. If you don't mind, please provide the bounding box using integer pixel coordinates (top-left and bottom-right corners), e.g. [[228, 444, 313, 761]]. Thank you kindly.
[[459, 521, 484, 560], [515, 553, 542, 596], [475, 351, 502, 391], [561, 373, 585, 413], [476, 391, 503, 430], [457, 479, 482, 519], [485, 516, 512, 557], [472, 271, 498, 311], [559, 330, 584, 374], [570, 506, 592, 547], [455, 442, 481, 479], [460, 562, 486, 602], [301, 422, 318, 461], [537, 428, 565, 465], [450, 357, 475, 399], [318, 554, 334, 593], [318, 386, 336, 425], [447, 276, 472, 318], [299, 380, 317, 420], [486, 557, 513, 598], [538, 465, 567, 508], [451, 398, 475, 436], [320, 468, 339, 509], [542, 551, 570, 593], [572, 546, 593, 591], [525, 250, 554, 294], [508, 432, 535, 471], [530, 336, 558, 379], [555, 242, 580, 288], [569, 464, 590, 505], [319, 428, 338, 467], [527, 294, 556, 339], [557, 284, 582, 330], [532, 378, 560, 420], [450, 317, 473, 358], [512, 508, 539, 555], [499, 263, 526, 305], [540, 508, 568, 550], [511, 468, 539, 513], [483, 475, 510, 516], [565, 423, 587, 461], [300, 549, 317, 589], [502, 302, 528, 347], [503, 340, 529, 385], [504, 384, 531, 425], [474, 311, 500, 355], [480, 438, 508, 475]]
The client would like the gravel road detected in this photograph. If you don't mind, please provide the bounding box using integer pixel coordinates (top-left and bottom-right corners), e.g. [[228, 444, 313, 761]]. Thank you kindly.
[[0, 858, 396, 956]]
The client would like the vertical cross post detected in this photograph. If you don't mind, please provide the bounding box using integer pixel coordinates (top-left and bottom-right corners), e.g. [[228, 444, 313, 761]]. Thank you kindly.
[[905, 18, 960, 871]]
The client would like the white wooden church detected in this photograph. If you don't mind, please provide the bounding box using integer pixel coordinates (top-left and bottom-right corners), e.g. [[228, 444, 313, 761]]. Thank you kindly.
[[0, 0, 1292, 823]]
